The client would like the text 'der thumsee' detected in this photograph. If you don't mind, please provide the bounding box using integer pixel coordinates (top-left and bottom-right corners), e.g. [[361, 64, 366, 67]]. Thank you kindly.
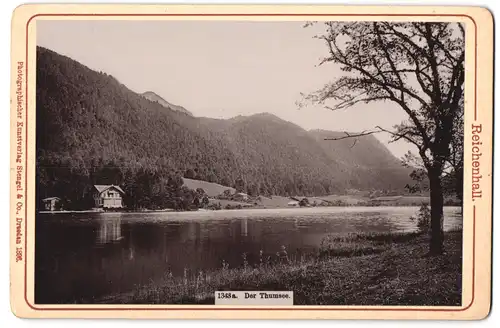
[[215, 291, 294, 305]]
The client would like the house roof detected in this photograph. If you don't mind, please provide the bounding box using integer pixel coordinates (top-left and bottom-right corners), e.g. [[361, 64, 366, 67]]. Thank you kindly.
[[42, 197, 60, 201], [94, 185, 125, 194]]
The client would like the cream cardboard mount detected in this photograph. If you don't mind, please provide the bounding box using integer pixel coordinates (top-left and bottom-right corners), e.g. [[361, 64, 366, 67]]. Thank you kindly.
[[10, 4, 493, 320]]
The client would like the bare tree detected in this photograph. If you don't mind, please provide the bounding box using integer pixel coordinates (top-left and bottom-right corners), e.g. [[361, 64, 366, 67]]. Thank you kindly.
[[303, 22, 464, 255]]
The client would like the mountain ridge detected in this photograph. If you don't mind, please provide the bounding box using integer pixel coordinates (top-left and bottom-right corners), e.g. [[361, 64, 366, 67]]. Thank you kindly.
[[141, 91, 193, 116], [35, 46, 412, 205]]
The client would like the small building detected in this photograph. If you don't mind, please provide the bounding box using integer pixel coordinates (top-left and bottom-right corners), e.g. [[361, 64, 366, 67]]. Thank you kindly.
[[370, 195, 403, 205], [93, 185, 125, 209], [42, 197, 61, 211], [311, 198, 330, 206], [233, 192, 249, 201], [287, 200, 299, 207]]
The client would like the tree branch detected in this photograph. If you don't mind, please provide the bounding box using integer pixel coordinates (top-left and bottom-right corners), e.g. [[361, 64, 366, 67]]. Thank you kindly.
[[323, 125, 422, 150], [374, 22, 406, 103], [424, 23, 443, 107], [323, 130, 379, 141]]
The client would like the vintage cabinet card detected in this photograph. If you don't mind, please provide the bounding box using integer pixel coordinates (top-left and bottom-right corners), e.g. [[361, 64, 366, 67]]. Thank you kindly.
[[10, 4, 493, 320]]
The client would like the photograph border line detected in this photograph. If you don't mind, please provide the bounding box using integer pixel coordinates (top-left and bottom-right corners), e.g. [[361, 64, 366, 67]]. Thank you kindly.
[[24, 12, 477, 312]]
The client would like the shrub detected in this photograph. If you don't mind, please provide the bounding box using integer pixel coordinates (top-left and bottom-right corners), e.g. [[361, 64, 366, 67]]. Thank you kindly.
[[410, 204, 431, 234]]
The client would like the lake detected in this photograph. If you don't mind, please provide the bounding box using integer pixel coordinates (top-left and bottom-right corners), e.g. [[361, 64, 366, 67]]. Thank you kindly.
[[35, 206, 462, 304]]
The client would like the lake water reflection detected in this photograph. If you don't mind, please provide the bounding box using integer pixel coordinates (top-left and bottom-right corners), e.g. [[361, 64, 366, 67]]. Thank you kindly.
[[35, 206, 462, 304]]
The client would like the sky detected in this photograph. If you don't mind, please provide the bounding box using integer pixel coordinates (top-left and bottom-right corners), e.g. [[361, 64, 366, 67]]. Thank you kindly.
[[37, 20, 416, 158]]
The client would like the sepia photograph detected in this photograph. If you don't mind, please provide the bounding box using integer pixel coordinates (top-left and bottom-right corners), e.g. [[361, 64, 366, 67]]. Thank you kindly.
[[33, 18, 466, 306]]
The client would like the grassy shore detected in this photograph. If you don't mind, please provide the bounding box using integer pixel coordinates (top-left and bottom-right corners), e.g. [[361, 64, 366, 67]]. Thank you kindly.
[[97, 231, 462, 306]]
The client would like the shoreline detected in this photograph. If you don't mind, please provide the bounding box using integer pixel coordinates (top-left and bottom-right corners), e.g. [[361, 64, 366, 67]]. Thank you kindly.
[[38, 204, 462, 215], [90, 230, 462, 305]]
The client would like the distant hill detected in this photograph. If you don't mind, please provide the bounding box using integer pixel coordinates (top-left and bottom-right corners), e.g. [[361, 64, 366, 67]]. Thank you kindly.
[[200, 113, 354, 195], [141, 91, 193, 116], [35, 46, 413, 204], [199, 113, 412, 194], [308, 130, 412, 191]]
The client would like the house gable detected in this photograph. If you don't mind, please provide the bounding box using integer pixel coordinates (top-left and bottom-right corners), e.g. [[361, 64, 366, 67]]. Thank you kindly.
[[94, 185, 125, 197]]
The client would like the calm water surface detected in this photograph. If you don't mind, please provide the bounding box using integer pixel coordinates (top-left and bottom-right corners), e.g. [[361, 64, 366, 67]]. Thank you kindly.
[[35, 206, 462, 303]]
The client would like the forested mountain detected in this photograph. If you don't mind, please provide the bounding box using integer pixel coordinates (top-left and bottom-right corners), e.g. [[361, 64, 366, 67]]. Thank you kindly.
[[200, 114, 356, 196], [308, 130, 413, 191], [36, 46, 412, 209]]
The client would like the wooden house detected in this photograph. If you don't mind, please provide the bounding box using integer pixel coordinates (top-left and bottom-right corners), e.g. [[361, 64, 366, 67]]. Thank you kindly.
[[93, 185, 125, 209], [233, 192, 249, 201], [42, 197, 61, 211]]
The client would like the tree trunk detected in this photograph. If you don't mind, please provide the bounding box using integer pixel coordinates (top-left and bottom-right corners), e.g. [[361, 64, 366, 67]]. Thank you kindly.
[[456, 167, 464, 214], [429, 170, 445, 255]]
